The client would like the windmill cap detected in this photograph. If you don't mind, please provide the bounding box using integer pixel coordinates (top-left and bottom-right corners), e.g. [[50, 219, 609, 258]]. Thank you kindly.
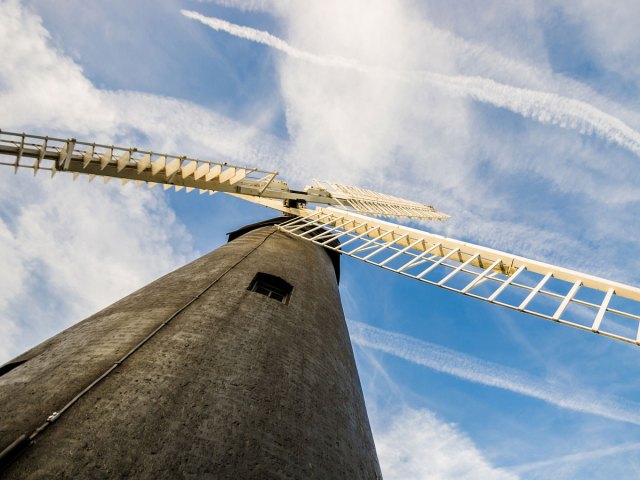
[[227, 216, 341, 283]]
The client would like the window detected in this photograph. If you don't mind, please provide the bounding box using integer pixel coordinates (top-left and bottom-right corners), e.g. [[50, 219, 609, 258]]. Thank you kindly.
[[248, 272, 293, 304]]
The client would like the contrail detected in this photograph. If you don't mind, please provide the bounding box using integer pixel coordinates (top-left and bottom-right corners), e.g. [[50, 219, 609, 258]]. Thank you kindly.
[[347, 320, 640, 426], [509, 442, 640, 474], [181, 10, 363, 70], [181, 10, 640, 157]]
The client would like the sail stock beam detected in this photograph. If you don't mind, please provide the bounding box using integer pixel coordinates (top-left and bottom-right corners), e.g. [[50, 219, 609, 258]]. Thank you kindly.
[[0, 131, 279, 198], [1, 131, 450, 222], [278, 207, 640, 347]]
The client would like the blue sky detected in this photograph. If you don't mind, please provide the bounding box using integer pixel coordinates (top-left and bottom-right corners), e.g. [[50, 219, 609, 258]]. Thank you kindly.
[[1, 0, 640, 478]]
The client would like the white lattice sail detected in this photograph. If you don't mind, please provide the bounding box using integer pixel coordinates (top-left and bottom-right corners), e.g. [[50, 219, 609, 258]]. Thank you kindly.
[[312, 180, 449, 221], [0, 131, 448, 222], [0, 130, 278, 195], [277, 208, 640, 346]]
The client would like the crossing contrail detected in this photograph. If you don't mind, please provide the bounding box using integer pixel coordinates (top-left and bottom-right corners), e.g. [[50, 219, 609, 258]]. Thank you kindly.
[[182, 9, 640, 158], [347, 320, 640, 426], [509, 442, 640, 474]]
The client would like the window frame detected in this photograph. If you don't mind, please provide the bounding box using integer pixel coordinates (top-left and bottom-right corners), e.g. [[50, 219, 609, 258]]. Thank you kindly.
[[247, 272, 293, 305]]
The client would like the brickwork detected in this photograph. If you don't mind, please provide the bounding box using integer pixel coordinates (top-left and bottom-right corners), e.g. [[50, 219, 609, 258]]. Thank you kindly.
[[0, 226, 381, 479]]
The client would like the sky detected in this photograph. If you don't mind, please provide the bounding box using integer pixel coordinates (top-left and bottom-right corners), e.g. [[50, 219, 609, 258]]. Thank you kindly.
[[1, 0, 640, 478]]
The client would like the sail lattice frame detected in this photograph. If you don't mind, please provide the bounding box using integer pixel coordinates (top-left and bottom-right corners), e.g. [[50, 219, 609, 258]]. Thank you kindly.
[[0, 131, 279, 195], [313, 180, 449, 221], [278, 208, 640, 346], [0, 131, 448, 221]]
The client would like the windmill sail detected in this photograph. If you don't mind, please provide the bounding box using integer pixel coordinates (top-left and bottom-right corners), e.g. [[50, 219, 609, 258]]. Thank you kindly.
[[3, 129, 639, 346], [278, 208, 640, 347], [312, 180, 449, 221], [0, 130, 278, 195], [0, 130, 445, 221]]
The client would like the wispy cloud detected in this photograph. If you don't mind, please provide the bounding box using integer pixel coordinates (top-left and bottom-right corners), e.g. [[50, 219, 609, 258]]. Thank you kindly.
[[354, 342, 519, 479], [182, 10, 640, 158], [375, 407, 518, 480], [0, 171, 196, 363], [348, 320, 640, 426]]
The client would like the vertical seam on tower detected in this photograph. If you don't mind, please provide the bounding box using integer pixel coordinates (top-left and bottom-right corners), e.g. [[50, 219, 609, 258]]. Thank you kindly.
[[0, 229, 278, 472]]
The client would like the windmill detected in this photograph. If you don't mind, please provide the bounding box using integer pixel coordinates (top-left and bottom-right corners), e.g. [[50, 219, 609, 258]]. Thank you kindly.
[[0, 130, 639, 478]]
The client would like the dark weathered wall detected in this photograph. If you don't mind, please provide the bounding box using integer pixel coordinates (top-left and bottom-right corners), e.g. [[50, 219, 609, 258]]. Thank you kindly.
[[0, 226, 381, 479]]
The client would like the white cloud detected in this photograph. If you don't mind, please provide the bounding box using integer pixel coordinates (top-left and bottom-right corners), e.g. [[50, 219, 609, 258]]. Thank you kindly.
[[0, 0, 113, 132], [0, 170, 197, 363], [102, 90, 287, 174], [0, 216, 26, 357], [374, 407, 518, 480], [0, 0, 288, 170], [353, 336, 519, 480], [203, 0, 640, 132], [417, 10, 640, 126], [182, 9, 640, 158], [349, 320, 640, 426], [551, 0, 640, 92]]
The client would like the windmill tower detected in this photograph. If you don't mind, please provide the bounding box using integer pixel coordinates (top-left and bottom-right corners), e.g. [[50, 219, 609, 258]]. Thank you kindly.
[[1, 130, 640, 478]]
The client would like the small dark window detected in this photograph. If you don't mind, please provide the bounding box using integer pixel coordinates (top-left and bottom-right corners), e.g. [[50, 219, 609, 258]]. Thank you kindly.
[[248, 272, 293, 304]]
